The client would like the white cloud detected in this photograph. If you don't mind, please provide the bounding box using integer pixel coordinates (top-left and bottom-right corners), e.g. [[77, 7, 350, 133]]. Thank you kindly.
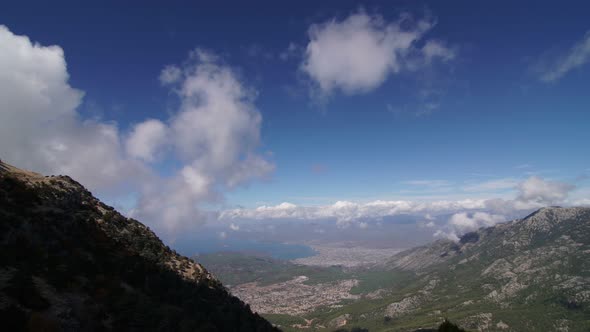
[[433, 229, 457, 241], [0, 26, 272, 236], [435, 212, 505, 242], [516, 176, 575, 205], [538, 31, 590, 82], [220, 199, 489, 223], [300, 10, 454, 96], [125, 119, 168, 162], [131, 49, 274, 233], [220, 176, 580, 231], [449, 212, 505, 233], [0, 25, 148, 192], [229, 223, 240, 231]]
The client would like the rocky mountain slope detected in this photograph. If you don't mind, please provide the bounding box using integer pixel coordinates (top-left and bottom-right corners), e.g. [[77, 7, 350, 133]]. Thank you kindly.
[[318, 206, 590, 331], [0, 161, 278, 331], [212, 207, 590, 331]]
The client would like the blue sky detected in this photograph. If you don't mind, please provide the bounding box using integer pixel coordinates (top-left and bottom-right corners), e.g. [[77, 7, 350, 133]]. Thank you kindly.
[[1, 1, 589, 238]]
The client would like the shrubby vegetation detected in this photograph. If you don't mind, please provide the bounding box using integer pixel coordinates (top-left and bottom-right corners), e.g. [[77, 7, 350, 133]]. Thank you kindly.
[[0, 168, 278, 331]]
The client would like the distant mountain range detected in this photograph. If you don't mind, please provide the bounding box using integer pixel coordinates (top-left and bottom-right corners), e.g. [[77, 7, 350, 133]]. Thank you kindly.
[[0, 161, 278, 331], [200, 207, 590, 331], [368, 206, 590, 331]]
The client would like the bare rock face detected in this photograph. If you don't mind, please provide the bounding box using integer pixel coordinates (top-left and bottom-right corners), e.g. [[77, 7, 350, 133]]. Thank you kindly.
[[0, 160, 278, 331]]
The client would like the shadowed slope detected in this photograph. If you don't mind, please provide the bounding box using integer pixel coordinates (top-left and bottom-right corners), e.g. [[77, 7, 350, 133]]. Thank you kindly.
[[0, 160, 279, 331]]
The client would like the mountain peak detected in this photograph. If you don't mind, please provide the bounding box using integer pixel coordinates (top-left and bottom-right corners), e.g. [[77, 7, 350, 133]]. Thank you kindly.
[[519, 206, 589, 233]]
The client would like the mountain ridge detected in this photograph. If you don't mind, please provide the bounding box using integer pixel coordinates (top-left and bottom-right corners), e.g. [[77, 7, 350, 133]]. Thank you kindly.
[[364, 206, 590, 330], [386, 206, 590, 272], [0, 160, 279, 331], [203, 206, 590, 331]]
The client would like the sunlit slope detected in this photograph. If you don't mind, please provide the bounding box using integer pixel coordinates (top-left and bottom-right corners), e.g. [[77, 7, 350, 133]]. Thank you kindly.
[[220, 207, 590, 331], [303, 207, 590, 331]]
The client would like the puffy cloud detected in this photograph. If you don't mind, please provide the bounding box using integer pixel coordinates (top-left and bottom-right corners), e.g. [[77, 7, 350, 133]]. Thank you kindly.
[[131, 49, 274, 233], [516, 176, 575, 205], [163, 49, 272, 180], [450, 212, 505, 233], [0, 26, 272, 236], [300, 10, 454, 96], [0, 25, 147, 192], [125, 119, 168, 162], [229, 223, 240, 231], [132, 176, 209, 233], [392, 177, 574, 241], [538, 31, 590, 82], [435, 212, 505, 242]]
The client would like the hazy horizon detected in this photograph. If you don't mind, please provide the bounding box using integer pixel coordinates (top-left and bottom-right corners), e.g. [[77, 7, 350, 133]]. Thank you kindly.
[[1, 1, 589, 252]]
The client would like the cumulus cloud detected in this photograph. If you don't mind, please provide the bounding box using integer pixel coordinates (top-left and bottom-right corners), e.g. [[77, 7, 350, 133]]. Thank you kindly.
[[300, 10, 455, 96], [125, 119, 168, 162], [0, 26, 272, 236], [516, 176, 575, 205], [0, 25, 148, 191], [434, 212, 506, 242], [417, 177, 575, 241], [451, 211, 505, 229], [538, 31, 590, 82], [131, 49, 274, 233]]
